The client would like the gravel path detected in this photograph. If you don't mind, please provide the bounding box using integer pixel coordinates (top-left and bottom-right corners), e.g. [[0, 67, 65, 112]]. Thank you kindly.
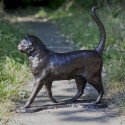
[[7, 16, 125, 125]]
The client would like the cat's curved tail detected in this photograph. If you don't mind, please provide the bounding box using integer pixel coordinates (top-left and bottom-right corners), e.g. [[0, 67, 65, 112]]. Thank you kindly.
[[92, 6, 106, 55]]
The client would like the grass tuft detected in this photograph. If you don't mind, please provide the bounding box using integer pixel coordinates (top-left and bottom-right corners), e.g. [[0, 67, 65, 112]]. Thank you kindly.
[[0, 20, 29, 123]]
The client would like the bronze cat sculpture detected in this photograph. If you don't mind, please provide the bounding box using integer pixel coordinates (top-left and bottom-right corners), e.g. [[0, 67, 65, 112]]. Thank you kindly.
[[17, 6, 106, 111]]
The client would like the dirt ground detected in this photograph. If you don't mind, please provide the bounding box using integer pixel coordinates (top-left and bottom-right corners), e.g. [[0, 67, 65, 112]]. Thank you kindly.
[[7, 15, 125, 125]]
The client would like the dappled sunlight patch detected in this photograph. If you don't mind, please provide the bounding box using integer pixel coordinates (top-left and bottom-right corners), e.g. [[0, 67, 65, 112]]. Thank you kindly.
[[35, 8, 48, 18], [35, 7, 74, 20]]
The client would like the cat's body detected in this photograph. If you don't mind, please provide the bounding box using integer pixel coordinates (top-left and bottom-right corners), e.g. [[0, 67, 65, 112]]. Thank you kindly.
[[17, 6, 106, 111]]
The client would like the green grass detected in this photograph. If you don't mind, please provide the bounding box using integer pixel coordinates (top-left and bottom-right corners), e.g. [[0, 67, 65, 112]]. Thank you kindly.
[[0, 20, 29, 123], [36, 6, 125, 111]]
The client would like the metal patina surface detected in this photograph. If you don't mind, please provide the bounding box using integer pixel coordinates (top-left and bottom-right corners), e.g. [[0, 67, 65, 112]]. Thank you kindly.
[[17, 6, 106, 112]]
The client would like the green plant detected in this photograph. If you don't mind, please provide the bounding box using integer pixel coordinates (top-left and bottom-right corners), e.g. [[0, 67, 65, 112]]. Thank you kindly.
[[0, 20, 29, 123]]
